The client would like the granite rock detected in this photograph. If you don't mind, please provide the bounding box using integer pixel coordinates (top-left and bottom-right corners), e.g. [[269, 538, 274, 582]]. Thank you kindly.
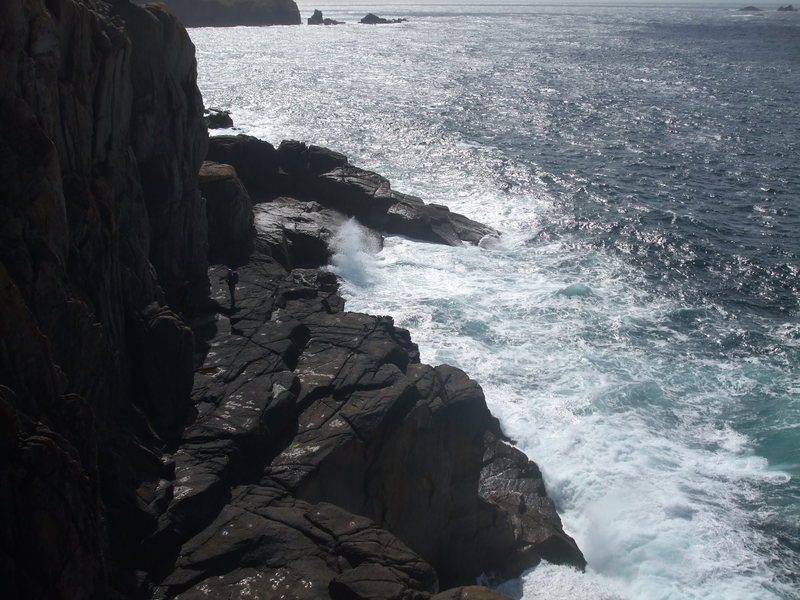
[[199, 161, 255, 265], [0, 0, 207, 596], [207, 135, 499, 246]]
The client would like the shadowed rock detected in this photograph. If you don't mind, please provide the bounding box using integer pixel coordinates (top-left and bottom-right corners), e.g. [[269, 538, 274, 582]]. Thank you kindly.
[[199, 161, 254, 265], [204, 108, 233, 129], [253, 199, 345, 269], [207, 134, 281, 197], [208, 135, 499, 246], [1, 0, 208, 596]]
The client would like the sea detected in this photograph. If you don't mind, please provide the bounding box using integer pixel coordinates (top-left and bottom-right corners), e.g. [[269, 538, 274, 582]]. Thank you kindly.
[[189, 2, 800, 598]]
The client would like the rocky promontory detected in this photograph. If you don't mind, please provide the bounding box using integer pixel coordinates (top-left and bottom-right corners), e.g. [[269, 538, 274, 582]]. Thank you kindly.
[[0, 0, 584, 598], [133, 0, 302, 27]]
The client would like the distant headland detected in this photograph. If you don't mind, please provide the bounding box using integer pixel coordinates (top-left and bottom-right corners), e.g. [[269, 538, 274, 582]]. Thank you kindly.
[[133, 0, 302, 26], [740, 4, 799, 10]]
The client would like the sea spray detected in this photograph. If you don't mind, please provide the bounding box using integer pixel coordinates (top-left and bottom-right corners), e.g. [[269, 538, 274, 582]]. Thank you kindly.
[[193, 4, 800, 597], [327, 218, 381, 288]]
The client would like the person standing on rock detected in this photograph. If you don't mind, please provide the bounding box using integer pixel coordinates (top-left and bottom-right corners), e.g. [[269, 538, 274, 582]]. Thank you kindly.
[[225, 268, 239, 307]]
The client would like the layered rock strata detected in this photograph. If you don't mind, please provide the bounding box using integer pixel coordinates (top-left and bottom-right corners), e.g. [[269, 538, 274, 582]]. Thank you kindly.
[[0, 0, 584, 598]]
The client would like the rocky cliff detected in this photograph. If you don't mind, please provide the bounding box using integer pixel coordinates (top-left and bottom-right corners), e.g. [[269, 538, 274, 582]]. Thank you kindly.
[[134, 0, 302, 27], [0, 1, 583, 598], [1, 0, 207, 597]]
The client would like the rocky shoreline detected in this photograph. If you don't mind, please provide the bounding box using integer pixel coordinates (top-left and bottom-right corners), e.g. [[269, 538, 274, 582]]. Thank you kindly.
[[0, 1, 584, 598]]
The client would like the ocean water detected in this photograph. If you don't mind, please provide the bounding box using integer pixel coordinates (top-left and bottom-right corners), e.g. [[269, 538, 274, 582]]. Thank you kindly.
[[190, 3, 800, 599]]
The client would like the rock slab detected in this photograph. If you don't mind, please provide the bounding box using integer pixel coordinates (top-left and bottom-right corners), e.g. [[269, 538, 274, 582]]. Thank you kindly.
[[208, 135, 499, 246]]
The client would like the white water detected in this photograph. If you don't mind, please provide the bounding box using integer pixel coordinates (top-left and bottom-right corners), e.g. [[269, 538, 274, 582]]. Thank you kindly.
[[192, 4, 799, 597], [327, 219, 791, 600]]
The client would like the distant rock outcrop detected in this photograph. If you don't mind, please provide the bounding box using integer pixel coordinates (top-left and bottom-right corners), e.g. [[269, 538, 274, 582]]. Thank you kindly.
[[133, 0, 302, 27], [777, 4, 798, 11], [739, 5, 762, 11], [361, 12, 408, 24], [308, 8, 344, 25]]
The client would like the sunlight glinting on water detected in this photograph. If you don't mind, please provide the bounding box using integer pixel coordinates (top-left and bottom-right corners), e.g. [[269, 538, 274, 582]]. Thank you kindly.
[[192, 5, 800, 598]]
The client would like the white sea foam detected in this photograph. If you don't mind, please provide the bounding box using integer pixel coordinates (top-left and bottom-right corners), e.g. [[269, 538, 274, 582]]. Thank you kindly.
[[192, 6, 799, 598], [333, 232, 793, 600], [327, 218, 381, 288]]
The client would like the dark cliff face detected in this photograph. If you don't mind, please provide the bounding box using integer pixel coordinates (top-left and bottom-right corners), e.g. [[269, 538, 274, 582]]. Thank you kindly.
[[0, 0, 207, 596], [0, 1, 584, 598], [134, 0, 302, 27]]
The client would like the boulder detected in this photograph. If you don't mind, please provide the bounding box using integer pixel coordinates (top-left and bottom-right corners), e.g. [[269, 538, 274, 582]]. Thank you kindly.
[[263, 308, 584, 585], [278, 139, 350, 176], [313, 165, 497, 245], [479, 437, 586, 577], [204, 108, 233, 129]]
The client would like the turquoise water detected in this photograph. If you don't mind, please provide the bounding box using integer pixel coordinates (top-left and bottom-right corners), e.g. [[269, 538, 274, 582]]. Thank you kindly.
[[191, 3, 799, 598]]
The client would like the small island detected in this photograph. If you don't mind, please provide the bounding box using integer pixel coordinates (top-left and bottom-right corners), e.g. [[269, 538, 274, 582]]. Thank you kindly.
[[361, 12, 408, 24], [308, 9, 344, 25]]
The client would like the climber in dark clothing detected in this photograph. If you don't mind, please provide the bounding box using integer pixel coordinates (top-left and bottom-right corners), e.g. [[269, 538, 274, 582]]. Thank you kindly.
[[224, 268, 239, 307]]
